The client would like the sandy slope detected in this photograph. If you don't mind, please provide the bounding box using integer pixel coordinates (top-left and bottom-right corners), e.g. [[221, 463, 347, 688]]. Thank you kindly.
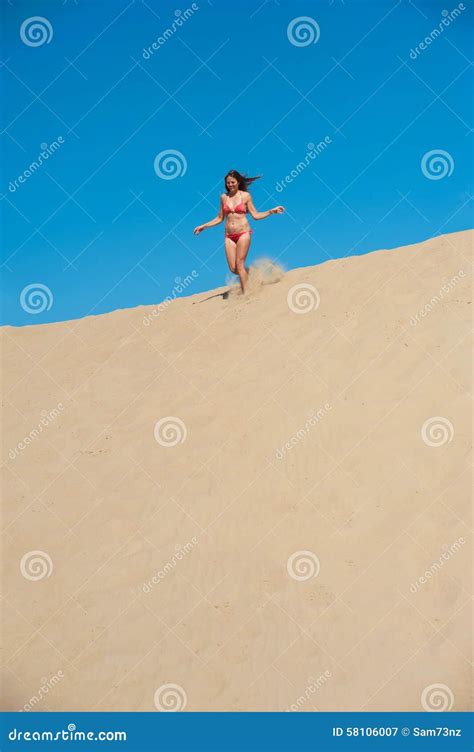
[[1, 230, 472, 712]]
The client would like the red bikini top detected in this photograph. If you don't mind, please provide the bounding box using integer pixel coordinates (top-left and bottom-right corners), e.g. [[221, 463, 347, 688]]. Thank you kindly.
[[223, 191, 246, 215]]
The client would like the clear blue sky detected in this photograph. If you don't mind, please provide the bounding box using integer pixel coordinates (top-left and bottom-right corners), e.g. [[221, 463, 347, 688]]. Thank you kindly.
[[1, 0, 472, 325]]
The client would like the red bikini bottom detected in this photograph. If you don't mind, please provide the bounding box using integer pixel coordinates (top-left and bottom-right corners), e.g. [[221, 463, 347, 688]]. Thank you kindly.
[[225, 230, 253, 243]]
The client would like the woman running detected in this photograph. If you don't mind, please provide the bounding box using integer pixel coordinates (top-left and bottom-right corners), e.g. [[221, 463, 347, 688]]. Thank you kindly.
[[193, 170, 285, 293]]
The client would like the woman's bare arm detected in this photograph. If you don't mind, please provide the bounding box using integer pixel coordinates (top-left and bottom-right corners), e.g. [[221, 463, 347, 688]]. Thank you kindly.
[[193, 197, 224, 235], [246, 193, 285, 220]]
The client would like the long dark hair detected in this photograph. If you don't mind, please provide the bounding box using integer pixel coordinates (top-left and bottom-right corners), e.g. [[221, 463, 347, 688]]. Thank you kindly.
[[225, 170, 261, 193]]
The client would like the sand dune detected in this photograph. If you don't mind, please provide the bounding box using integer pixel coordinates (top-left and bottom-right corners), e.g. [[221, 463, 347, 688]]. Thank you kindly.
[[1, 230, 472, 712]]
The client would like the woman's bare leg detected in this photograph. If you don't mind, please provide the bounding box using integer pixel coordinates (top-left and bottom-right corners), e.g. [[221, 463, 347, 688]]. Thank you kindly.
[[235, 233, 251, 293], [224, 237, 238, 274]]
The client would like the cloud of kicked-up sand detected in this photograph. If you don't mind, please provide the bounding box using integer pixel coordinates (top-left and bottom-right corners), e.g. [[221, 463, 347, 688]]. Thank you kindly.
[[226, 257, 285, 297]]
